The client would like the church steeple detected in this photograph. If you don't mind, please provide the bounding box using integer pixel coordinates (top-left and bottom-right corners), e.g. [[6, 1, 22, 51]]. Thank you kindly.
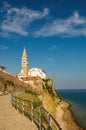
[[22, 47, 27, 58], [22, 47, 28, 76]]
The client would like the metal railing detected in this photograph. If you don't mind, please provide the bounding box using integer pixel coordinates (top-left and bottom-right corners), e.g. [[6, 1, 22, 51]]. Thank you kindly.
[[11, 95, 62, 130]]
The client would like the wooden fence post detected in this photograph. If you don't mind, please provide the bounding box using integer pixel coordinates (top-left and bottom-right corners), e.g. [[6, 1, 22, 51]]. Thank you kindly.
[[39, 107, 42, 130], [31, 102, 34, 122], [12, 96, 15, 107], [22, 99, 24, 115], [17, 98, 19, 110], [48, 113, 51, 130], [11, 95, 13, 106]]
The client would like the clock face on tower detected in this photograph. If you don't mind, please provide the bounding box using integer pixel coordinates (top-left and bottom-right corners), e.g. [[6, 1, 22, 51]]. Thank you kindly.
[[22, 60, 28, 66]]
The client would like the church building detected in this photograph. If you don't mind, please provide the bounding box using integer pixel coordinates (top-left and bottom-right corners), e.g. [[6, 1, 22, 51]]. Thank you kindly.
[[17, 48, 46, 84]]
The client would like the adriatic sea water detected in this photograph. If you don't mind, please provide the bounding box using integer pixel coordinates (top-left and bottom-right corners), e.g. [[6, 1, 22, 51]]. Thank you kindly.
[[57, 89, 86, 130]]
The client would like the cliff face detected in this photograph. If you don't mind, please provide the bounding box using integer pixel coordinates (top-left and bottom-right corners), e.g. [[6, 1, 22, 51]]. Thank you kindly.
[[55, 100, 81, 130], [37, 79, 81, 130], [0, 71, 81, 130]]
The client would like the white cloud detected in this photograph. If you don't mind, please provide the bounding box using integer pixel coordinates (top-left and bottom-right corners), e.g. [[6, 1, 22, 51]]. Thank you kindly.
[[1, 3, 49, 36], [0, 45, 8, 50], [48, 58, 53, 61], [2, 22, 28, 36], [34, 11, 86, 37], [1, 4, 86, 38], [49, 45, 57, 50]]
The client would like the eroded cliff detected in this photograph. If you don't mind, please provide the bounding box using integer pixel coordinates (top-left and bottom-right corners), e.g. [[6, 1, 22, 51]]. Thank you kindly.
[[37, 78, 81, 130]]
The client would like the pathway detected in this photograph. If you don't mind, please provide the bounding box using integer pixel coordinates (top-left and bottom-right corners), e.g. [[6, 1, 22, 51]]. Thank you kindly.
[[0, 94, 38, 130]]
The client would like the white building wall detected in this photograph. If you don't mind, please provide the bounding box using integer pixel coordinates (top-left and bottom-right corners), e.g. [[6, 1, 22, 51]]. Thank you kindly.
[[28, 68, 46, 79]]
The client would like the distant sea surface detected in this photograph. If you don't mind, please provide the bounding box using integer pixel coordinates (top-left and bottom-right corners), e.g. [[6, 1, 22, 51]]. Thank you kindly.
[[57, 89, 86, 130]]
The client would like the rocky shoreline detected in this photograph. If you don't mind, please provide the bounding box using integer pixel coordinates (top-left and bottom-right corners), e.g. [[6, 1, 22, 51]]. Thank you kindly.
[[56, 100, 82, 130], [39, 88, 82, 130]]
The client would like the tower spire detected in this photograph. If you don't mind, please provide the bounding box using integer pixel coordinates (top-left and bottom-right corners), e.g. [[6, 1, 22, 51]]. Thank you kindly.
[[22, 47, 27, 58], [22, 47, 28, 76]]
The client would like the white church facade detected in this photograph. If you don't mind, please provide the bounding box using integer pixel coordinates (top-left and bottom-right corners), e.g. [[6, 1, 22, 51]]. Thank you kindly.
[[16, 48, 46, 84]]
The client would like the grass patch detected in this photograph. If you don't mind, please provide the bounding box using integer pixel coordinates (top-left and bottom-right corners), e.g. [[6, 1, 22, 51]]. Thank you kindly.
[[14, 90, 43, 124], [18, 90, 42, 105]]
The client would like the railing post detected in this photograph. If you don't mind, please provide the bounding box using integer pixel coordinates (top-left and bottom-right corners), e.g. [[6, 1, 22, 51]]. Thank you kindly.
[[11, 95, 13, 106], [17, 98, 19, 110], [12, 96, 15, 107], [48, 113, 51, 130], [31, 102, 34, 122], [39, 107, 42, 130], [22, 99, 24, 115]]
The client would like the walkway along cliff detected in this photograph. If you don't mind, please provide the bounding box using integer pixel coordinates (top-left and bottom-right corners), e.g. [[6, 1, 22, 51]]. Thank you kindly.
[[0, 94, 37, 130]]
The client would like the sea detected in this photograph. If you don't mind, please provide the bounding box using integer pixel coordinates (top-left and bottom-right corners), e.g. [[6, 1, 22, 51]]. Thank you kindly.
[[57, 89, 86, 130]]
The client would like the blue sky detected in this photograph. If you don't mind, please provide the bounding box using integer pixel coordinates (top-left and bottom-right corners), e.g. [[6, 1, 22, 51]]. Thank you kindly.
[[0, 0, 86, 89]]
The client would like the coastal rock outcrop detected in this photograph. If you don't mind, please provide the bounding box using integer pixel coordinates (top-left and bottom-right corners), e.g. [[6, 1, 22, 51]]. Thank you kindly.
[[36, 79, 81, 130]]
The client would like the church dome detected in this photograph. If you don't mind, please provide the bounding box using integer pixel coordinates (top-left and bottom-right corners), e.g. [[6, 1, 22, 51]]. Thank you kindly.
[[28, 68, 46, 79]]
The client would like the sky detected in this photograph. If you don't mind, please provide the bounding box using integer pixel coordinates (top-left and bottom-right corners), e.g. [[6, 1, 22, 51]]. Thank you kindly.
[[0, 0, 86, 89]]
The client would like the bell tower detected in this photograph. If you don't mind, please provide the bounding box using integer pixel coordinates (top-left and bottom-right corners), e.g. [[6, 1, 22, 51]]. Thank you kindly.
[[22, 47, 28, 76]]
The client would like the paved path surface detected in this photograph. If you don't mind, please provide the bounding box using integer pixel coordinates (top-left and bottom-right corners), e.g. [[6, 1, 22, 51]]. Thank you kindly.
[[0, 94, 38, 130]]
